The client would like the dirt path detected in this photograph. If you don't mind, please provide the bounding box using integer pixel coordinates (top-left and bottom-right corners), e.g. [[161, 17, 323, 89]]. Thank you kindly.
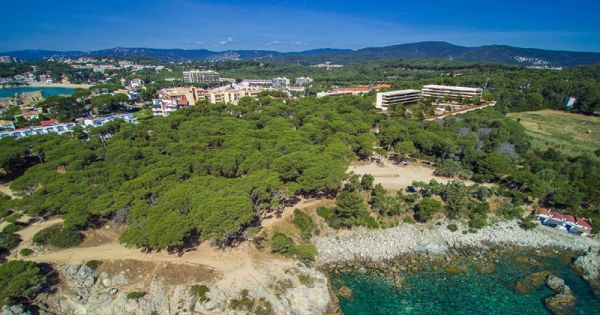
[[261, 198, 324, 228], [0, 183, 19, 199], [349, 159, 475, 191]]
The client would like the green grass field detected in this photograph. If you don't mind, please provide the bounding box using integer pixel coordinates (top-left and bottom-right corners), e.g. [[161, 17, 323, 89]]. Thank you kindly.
[[508, 109, 600, 156]]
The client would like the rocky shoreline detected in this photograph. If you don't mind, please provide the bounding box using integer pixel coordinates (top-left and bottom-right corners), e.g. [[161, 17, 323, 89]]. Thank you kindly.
[[315, 220, 599, 264]]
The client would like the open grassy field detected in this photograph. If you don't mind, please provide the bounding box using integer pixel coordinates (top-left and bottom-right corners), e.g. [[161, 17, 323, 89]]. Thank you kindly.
[[508, 109, 600, 156]]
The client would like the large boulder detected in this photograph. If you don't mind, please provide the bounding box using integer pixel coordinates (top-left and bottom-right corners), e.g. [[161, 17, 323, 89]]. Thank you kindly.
[[514, 271, 552, 294], [63, 264, 97, 288], [546, 275, 570, 294], [573, 250, 600, 281], [544, 293, 576, 315]]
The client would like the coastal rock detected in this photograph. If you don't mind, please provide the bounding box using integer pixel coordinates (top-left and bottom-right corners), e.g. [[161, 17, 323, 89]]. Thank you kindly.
[[1, 304, 36, 315], [63, 264, 97, 288], [544, 293, 576, 315], [515, 256, 541, 266], [573, 250, 600, 281], [546, 275, 569, 294], [514, 271, 552, 294], [337, 286, 353, 299]]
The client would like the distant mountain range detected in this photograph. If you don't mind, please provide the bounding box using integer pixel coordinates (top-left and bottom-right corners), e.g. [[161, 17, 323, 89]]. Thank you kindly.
[[3, 42, 600, 68]]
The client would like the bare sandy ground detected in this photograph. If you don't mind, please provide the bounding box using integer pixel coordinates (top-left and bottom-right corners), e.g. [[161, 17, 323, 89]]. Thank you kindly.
[[0, 184, 19, 199], [348, 159, 475, 191]]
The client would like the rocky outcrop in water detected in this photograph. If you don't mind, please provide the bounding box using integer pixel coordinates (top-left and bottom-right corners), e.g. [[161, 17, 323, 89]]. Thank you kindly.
[[514, 271, 552, 294], [573, 250, 600, 281], [544, 274, 576, 315]]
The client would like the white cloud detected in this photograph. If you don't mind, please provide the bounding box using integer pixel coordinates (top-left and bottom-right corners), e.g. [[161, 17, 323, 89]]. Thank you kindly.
[[183, 40, 203, 45], [215, 37, 234, 46], [266, 40, 308, 47]]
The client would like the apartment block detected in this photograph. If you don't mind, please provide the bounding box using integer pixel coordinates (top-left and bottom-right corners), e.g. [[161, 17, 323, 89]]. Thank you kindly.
[[183, 70, 220, 83], [272, 77, 290, 89], [375, 89, 422, 110], [421, 85, 482, 99]]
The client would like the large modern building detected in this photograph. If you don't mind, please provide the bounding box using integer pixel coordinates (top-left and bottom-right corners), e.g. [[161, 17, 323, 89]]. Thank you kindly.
[[272, 77, 290, 89], [421, 85, 483, 99], [183, 70, 220, 83], [204, 89, 260, 105], [375, 89, 422, 110], [83, 113, 138, 127], [295, 77, 313, 86]]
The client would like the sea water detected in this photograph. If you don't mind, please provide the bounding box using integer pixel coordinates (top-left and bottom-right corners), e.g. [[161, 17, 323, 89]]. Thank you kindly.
[[330, 254, 600, 314], [0, 87, 75, 98]]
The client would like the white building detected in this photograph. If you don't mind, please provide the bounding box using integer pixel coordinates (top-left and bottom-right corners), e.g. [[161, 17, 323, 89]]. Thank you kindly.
[[83, 113, 138, 127], [316, 91, 353, 98], [183, 70, 220, 83], [375, 90, 422, 111], [295, 77, 313, 86], [0, 122, 76, 139], [272, 77, 290, 89], [130, 79, 143, 89], [421, 85, 483, 99]]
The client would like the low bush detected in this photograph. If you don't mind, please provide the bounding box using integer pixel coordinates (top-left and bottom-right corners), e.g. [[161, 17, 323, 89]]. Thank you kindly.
[[447, 223, 459, 232], [271, 233, 296, 256], [126, 291, 147, 300], [402, 216, 416, 224], [0, 232, 21, 250], [32, 224, 83, 248], [2, 222, 26, 234], [295, 243, 318, 262], [19, 248, 33, 256], [191, 284, 210, 303], [292, 209, 317, 240], [85, 260, 102, 270]]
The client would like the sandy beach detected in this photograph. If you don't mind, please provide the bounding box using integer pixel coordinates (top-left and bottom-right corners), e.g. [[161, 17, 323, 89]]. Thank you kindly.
[[26, 82, 93, 89]]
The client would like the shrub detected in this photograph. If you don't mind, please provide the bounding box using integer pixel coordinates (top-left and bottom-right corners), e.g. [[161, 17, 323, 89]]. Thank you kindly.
[[360, 174, 375, 190], [0, 260, 47, 304], [0, 232, 21, 250], [520, 216, 537, 230], [5, 213, 21, 223], [19, 248, 33, 256], [33, 224, 83, 248], [447, 223, 459, 232], [358, 213, 379, 229], [191, 284, 210, 303], [85, 260, 102, 270], [126, 291, 147, 300], [414, 197, 443, 222], [292, 209, 317, 240], [32, 224, 62, 245], [2, 222, 26, 234], [402, 216, 416, 224], [271, 233, 296, 256], [295, 243, 318, 262]]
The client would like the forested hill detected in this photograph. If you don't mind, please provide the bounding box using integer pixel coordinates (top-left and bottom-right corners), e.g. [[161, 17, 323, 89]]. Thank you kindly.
[[4, 42, 600, 67]]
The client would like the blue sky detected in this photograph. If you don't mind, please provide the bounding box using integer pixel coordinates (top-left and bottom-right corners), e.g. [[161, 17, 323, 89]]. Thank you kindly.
[[2, 0, 600, 52]]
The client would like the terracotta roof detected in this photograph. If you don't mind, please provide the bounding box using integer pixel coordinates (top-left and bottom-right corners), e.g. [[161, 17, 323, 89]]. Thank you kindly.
[[564, 215, 576, 224], [535, 207, 550, 216], [177, 96, 188, 106], [576, 218, 593, 229], [40, 120, 58, 127], [550, 212, 565, 220]]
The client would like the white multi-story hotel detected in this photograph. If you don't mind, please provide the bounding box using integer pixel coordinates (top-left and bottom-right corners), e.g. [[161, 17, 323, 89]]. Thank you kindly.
[[421, 84, 482, 99], [295, 77, 313, 86], [183, 70, 220, 83], [272, 77, 290, 89], [375, 89, 422, 110]]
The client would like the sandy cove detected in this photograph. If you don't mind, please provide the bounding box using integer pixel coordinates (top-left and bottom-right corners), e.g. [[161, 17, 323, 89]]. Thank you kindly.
[[315, 220, 600, 264]]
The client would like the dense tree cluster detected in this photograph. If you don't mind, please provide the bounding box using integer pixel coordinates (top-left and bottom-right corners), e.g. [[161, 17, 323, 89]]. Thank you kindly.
[[379, 108, 600, 228], [1, 95, 376, 251]]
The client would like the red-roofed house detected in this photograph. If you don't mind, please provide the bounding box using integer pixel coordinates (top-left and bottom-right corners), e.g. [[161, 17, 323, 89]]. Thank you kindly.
[[39, 119, 58, 127], [574, 217, 593, 234], [545, 211, 566, 227], [534, 207, 551, 220]]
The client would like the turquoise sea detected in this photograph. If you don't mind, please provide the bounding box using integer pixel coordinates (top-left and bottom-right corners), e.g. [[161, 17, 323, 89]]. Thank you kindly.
[[0, 87, 75, 98], [330, 254, 600, 314]]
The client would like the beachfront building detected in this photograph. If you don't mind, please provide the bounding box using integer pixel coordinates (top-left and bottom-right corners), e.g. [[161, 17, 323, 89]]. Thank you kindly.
[[240, 79, 272, 87], [295, 77, 313, 86], [0, 120, 16, 130], [534, 207, 593, 236], [83, 113, 138, 127], [375, 89, 422, 111], [421, 84, 483, 100], [272, 77, 290, 89], [0, 121, 76, 139], [183, 70, 220, 83]]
